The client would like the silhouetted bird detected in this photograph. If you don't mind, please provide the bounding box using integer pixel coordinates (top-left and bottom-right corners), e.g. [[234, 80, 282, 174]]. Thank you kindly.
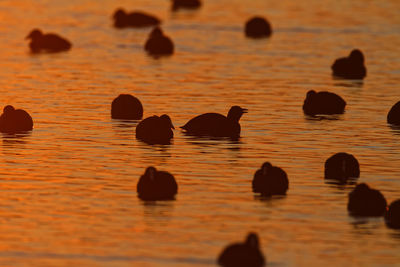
[[172, 0, 201, 11], [303, 90, 346, 116], [181, 106, 247, 138], [137, 166, 178, 201], [111, 94, 143, 120], [385, 199, 400, 229], [144, 27, 174, 57], [113, 8, 161, 28], [25, 29, 72, 53], [0, 105, 33, 133], [324, 152, 360, 183], [245, 17, 272, 38], [218, 232, 265, 267], [387, 101, 400, 126], [331, 49, 366, 79], [252, 162, 289, 196], [347, 183, 387, 217], [136, 114, 174, 144]]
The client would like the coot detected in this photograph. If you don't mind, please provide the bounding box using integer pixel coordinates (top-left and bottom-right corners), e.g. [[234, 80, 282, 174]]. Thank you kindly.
[[137, 166, 178, 200], [245, 17, 272, 38], [252, 162, 289, 196], [136, 114, 174, 144], [303, 90, 346, 116], [0, 105, 33, 133], [172, 0, 201, 10], [181, 106, 247, 138], [25, 29, 71, 53], [111, 94, 143, 120], [217, 232, 265, 267], [144, 27, 174, 57], [113, 8, 161, 28], [387, 101, 400, 126], [385, 199, 400, 229], [347, 183, 387, 217], [331, 49, 366, 79], [324, 152, 360, 182]]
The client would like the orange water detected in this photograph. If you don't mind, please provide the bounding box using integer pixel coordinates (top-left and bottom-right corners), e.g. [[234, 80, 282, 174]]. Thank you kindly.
[[0, 0, 399, 266]]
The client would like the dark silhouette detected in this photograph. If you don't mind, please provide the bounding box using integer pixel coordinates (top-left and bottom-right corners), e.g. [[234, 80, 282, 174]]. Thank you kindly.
[[181, 106, 247, 138], [245, 17, 272, 38], [347, 183, 387, 217], [25, 29, 72, 53], [144, 27, 174, 57], [113, 8, 161, 28], [172, 0, 201, 11], [111, 94, 143, 120], [0, 105, 33, 133], [218, 232, 265, 267], [252, 162, 289, 196], [137, 166, 178, 201], [331, 49, 366, 79], [385, 199, 400, 229], [136, 114, 174, 145], [387, 101, 400, 126], [303, 90, 346, 116], [325, 152, 360, 183]]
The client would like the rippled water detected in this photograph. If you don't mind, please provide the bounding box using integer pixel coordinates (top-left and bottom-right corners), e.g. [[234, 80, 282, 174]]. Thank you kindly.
[[0, 0, 399, 266]]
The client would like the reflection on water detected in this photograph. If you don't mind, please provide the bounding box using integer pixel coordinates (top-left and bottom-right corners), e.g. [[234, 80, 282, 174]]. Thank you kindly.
[[0, 0, 399, 266]]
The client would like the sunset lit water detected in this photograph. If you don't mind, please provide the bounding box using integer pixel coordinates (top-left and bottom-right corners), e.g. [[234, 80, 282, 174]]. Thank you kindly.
[[0, 0, 399, 266]]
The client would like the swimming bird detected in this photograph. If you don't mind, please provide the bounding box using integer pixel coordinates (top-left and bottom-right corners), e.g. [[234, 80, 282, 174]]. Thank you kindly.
[[252, 162, 289, 196], [302, 90, 346, 116], [172, 0, 201, 11], [347, 183, 387, 217], [137, 166, 178, 201], [113, 8, 161, 28], [144, 27, 174, 57], [385, 199, 400, 229], [181, 106, 247, 138], [331, 49, 366, 79], [324, 152, 360, 183], [217, 232, 265, 267], [25, 29, 72, 53], [387, 101, 400, 126], [111, 94, 143, 120], [136, 114, 174, 144], [0, 105, 33, 133], [245, 17, 272, 38]]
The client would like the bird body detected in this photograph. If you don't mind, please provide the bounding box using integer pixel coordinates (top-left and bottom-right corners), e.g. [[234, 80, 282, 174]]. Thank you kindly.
[[136, 115, 174, 144], [303, 90, 346, 116], [218, 233, 265, 267], [113, 9, 161, 28], [324, 152, 360, 182], [26, 29, 71, 53], [111, 94, 143, 120], [385, 199, 400, 229], [245, 17, 272, 38], [144, 27, 174, 56], [172, 0, 201, 11], [331, 49, 366, 79], [252, 162, 289, 196], [0, 105, 33, 133], [181, 106, 247, 138], [137, 167, 178, 200], [347, 183, 387, 217], [387, 101, 400, 125]]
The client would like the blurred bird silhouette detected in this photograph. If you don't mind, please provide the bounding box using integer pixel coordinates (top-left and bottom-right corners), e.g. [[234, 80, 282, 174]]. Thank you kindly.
[[0, 105, 33, 133], [136, 114, 174, 144], [113, 8, 161, 28], [181, 106, 247, 138], [331, 49, 366, 79], [387, 101, 400, 126], [303, 90, 346, 116], [25, 29, 71, 53], [347, 183, 387, 217], [245, 17, 272, 38], [172, 0, 201, 11], [144, 27, 174, 57], [385, 199, 400, 229], [252, 162, 289, 196], [218, 232, 265, 267], [324, 152, 360, 183], [137, 166, 178, 201], [111, 94, 143, 120]]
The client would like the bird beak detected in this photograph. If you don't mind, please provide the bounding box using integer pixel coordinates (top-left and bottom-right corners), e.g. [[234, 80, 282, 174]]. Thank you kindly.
[[171, 123, 175, 129], [242, 108, 248, 113]]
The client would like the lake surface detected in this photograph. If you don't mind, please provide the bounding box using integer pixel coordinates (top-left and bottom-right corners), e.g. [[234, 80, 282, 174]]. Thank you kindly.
[[0, 0, 399, 266]]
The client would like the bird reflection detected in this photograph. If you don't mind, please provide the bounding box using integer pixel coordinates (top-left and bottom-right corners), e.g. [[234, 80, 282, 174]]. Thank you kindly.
[[141, 200, 175, 227]]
